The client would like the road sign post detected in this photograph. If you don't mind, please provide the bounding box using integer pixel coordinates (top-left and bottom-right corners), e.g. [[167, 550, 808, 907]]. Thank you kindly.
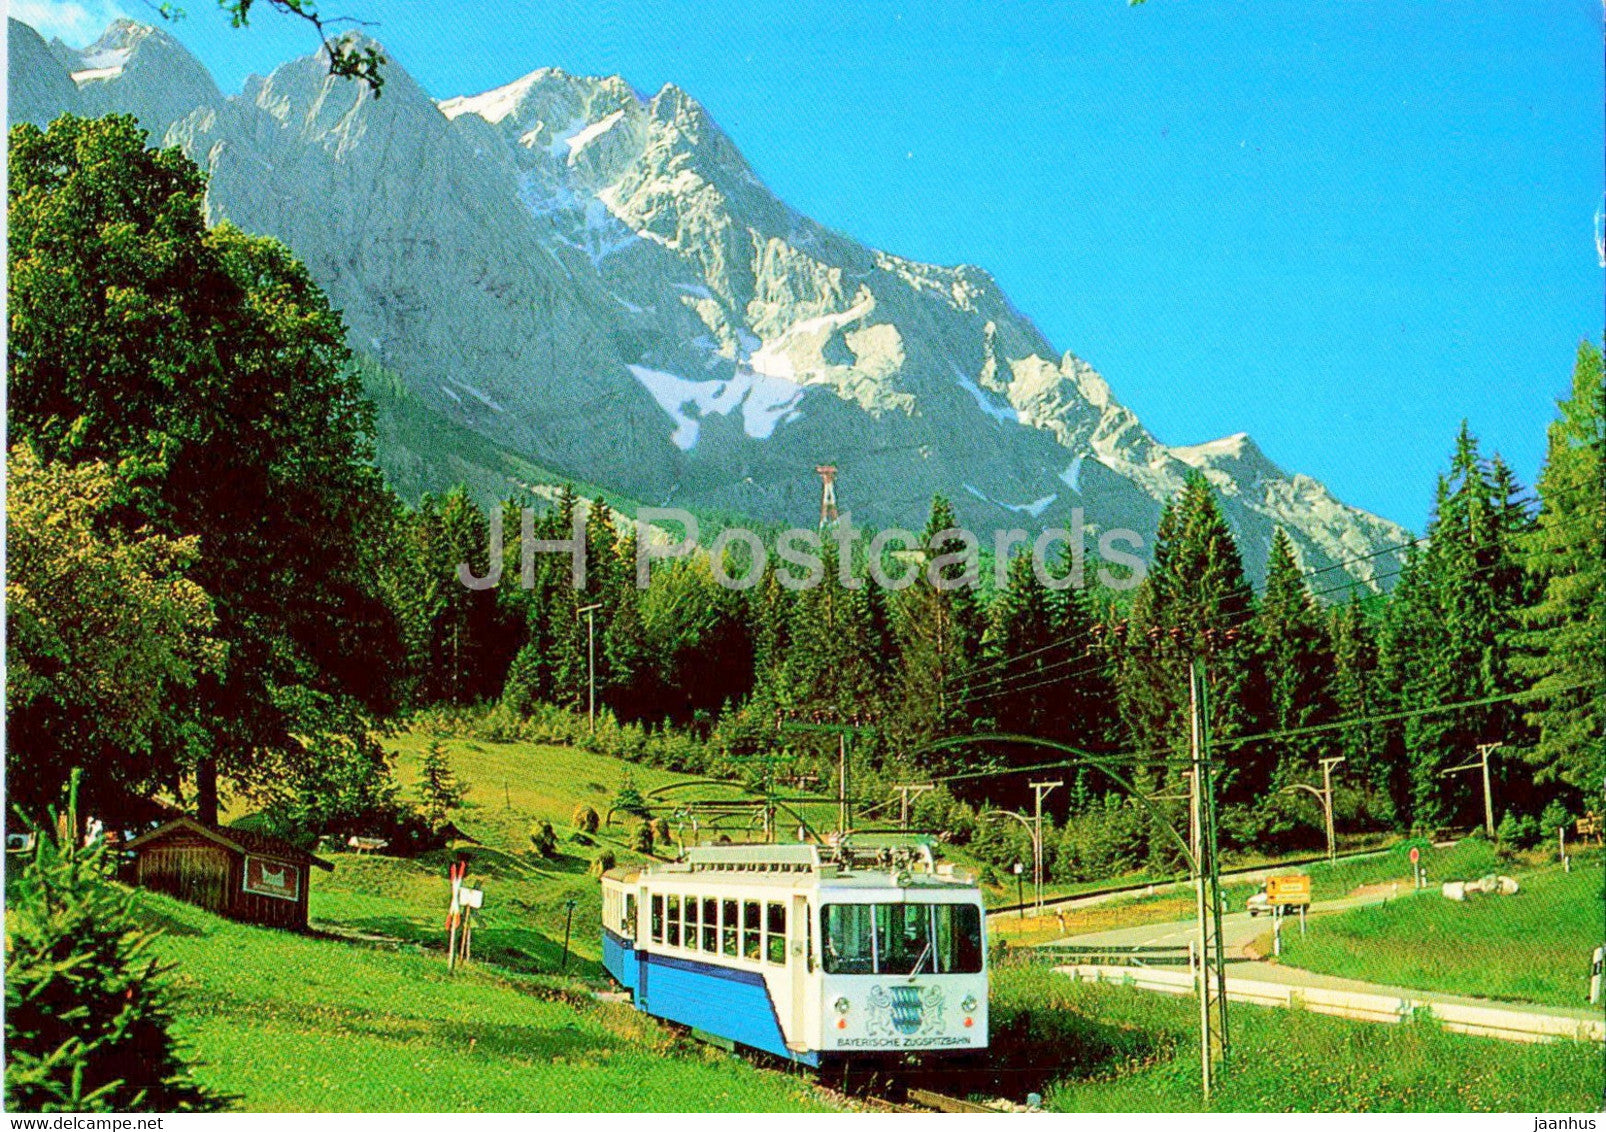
[[446, 858, 467, 972]]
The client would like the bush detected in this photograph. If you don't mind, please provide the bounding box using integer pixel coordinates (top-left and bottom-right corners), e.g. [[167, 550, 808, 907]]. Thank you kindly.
[[529, 820, 558, 858], [5, 779, 221, 1112], [633, 822, 655, 856], [592, 849, 618, 875], [1496, 811, 1538, 851], [1538, 799, 1572, 845], [613, 772, 650, 821], [571, 804, 600, 835]]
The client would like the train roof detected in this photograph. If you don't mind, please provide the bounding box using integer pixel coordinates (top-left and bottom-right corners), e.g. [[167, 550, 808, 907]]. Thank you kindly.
[[604, 839, 979, 891]]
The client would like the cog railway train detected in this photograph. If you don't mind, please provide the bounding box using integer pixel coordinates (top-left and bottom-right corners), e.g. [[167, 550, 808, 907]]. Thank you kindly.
[[601, 841, 989, 1068]]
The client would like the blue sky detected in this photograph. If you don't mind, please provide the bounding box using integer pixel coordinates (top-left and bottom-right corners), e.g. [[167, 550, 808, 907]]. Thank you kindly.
[[23, 0, 1603, 531]]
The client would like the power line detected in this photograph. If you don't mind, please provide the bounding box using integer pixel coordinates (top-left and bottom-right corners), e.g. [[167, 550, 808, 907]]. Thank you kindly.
[[956, 542, 1546, 712], [922, 676, 1604, 791]]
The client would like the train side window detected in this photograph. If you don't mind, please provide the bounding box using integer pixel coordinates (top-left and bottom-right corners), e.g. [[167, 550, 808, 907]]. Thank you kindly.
[[721, 899, 738, 957], [624, 893, 637, 935], [742, 900, 761, 961], [702, 897, 718, 952], [765, 902, 786, 965], [651, 894, 664, 944], [685, 894, 700, 949], [667, 894, 682, 947]]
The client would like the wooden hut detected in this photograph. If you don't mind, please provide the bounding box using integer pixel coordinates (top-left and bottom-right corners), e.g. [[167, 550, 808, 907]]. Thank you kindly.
[[126, 818, 333, 931]]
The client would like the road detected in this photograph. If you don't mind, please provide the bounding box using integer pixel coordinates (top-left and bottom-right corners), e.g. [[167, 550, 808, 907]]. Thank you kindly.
[[1042, 886, 1409, 952], [992, 843, 1400, 921]]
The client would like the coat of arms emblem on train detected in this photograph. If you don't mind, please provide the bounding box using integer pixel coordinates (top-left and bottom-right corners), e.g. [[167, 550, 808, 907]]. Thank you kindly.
[[868, 985, 946, 1037]]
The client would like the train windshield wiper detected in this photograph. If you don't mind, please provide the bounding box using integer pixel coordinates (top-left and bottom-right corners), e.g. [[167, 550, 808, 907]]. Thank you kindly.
[[906, 939, 933, 980]]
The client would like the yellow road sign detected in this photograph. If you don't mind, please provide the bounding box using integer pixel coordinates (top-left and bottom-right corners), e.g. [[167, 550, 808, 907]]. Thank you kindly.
[[1265, 874, 1312, 906]]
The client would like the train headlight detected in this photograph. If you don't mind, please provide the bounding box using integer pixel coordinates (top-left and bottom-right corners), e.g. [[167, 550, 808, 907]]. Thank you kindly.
[[960, 995, 978, 1013], [833, 996, 851, 1015]]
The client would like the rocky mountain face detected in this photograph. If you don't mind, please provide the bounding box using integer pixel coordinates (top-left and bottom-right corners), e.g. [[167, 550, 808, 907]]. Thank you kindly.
[[9, 18, 1412, 587]]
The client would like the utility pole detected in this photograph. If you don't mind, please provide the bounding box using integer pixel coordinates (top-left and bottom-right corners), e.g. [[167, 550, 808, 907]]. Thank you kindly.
[[1440, 742, 1501, 836], [776, 717, 875, 839], [1283, 756, 1345, 864], [577, 602, 601, 734], [1320, 756, 1344, 862], [1478, 743, 1499, 837], [893, 783, 935, 830], [984, 809, 1037, 911], [838, 733, 849, 836], [1189, 657, 1229, 1101], [1029, 781, 1061, 914]]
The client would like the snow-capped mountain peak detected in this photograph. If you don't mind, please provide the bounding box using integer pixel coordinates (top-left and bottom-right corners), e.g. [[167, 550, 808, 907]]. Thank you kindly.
[[7, 18, 1413, 587]]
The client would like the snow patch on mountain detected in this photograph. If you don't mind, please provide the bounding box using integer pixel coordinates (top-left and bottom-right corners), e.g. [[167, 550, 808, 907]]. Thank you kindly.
[[564, 109, 624, 162], [956, 369, 1020, 425], [71, 46, 131, 83], [962, 484, 1058, 518], [438, 69, 555, 123], [628, 364, 805, 450]]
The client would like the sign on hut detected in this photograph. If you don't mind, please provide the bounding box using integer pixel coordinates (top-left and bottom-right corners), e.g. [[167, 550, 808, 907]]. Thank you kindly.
[[125, 817, 333, 931]]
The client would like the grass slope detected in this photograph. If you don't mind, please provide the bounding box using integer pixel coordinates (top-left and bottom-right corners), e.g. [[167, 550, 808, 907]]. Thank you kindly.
[[1275, 855, 1606, 1008], [991, 967, 1603, 1112], [309, 733, 719, 974], [139, 892, 833, 1113]]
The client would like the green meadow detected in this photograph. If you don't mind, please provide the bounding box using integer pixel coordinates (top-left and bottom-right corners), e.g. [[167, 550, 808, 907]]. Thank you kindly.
[[989, 966, 1603, 1113], [1275, 856, 1606, 1008]]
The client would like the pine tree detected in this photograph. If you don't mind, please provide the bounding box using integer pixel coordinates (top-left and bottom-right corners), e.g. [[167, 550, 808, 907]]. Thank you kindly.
[[416, 740, 467, 829], [1329, 593, 1392, 824], [981, 548, 1116, 756], [417, 488, 517, 705], [889, 496, 986, 751], [1387, 425, 1534, 830], [781, 543, 890, 717], [1513, 341, 1605, 795], [5, 776, 220, 1112], [1117, 475, 1263, 805], [983, 549, 1063, 739], [1254, 528, 1336, 771]]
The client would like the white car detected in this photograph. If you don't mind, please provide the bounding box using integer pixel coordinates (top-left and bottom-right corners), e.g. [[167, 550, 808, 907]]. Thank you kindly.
[[1245, 891, 1271, 917]]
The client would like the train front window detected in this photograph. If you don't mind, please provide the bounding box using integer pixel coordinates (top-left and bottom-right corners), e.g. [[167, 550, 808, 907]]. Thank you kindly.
[[651, 894, 664, 943], [874, 904, 933, 976], [821, 904, 876, 974], [822, 903, 983, 975]]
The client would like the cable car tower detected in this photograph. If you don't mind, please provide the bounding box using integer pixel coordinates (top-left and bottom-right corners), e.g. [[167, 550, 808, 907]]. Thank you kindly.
[[815, 464, 840, 530]]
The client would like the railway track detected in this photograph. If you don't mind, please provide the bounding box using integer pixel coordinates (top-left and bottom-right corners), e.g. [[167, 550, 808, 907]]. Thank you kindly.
[[906, 1087, 1001, 1113], [854, 1087, 1001, 1113]]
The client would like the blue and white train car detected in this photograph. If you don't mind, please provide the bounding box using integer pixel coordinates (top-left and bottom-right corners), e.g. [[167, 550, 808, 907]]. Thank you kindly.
[[601, 842, 987, 1068]]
